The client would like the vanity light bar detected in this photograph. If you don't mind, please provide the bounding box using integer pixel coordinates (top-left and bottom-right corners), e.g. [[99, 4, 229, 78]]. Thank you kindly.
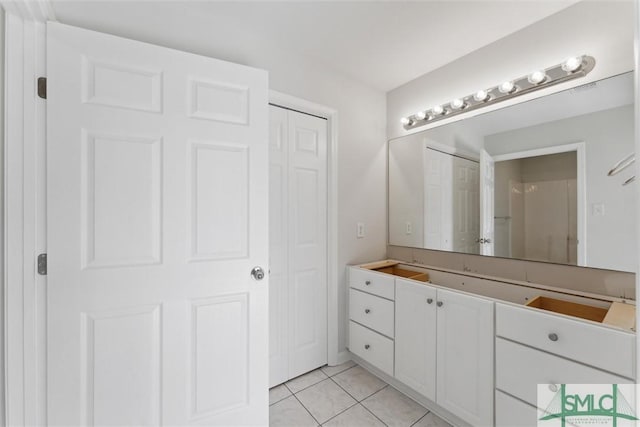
[[401, 55, 596, 130]]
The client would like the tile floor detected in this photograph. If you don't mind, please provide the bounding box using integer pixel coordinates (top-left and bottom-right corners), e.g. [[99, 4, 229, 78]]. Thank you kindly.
[[269, 361, 453, 427]]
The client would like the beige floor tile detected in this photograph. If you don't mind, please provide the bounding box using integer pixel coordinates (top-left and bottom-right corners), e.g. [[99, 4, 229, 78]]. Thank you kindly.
[[295, 379, 357, 424], [322, 403, 385, 427], [286, 369, 328, 393], [362, 386, 428, 427], [412, 412, 453, 427], [270, 384, 292, 405], [270, 395, 318, 427], [332, 366, 387, 401], [320, 360, 356, 377]]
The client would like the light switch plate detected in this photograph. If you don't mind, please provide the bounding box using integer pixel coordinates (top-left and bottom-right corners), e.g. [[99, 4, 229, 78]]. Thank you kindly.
[[356, 222, 365, 238], [405, 221, 412, 235]]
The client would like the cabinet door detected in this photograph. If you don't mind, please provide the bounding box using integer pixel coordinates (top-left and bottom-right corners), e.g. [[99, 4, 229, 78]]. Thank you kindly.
[[395, 279, 437, 401], [436, 289, 494, 426]]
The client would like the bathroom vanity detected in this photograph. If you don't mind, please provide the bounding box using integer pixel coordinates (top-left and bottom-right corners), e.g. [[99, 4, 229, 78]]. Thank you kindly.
[[347, 260, 635, 427]]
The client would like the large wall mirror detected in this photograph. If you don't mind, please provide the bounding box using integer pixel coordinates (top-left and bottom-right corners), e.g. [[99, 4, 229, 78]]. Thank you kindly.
[[389, 72, 635, 272]]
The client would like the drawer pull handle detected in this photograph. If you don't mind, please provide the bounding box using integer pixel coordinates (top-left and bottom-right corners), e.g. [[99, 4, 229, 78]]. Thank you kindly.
[[427, 298, 433, 304], [436, 301, 443, 307], [365, 309, 371, 314], [548, 333, 559, 342], [364, 344, 370, 350], [365, 280, 371, 286]]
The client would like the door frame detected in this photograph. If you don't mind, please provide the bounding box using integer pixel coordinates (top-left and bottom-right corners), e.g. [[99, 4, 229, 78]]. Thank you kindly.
[[269, 90, 343, 367], [492, 142, 587, 266], [2, 5, 51, 426]]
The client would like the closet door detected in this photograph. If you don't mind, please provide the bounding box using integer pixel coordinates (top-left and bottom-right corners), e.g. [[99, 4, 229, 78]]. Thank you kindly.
[[269, 107, 289, 387], [269, 106, 328, 386]]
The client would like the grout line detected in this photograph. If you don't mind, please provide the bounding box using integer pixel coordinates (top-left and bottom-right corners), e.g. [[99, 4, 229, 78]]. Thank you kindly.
[[317, 401, 359, 426], [360, 403, 389, 427], [327, 369, 387, 404], [410, 411, 431, 427], [322, 362, 356, 378], [269, 392, 292, 407], [284, 369, 329, 395], [291, 389, 322, 426], [359, 385, 391, 427]]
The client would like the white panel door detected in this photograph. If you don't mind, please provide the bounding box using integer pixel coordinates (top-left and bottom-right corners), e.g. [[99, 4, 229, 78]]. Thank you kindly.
[[394, 279, 437, 401], [452, 157, 480, 254], [268, 106, 327, 385], [288, 109, 328, 378], [436, 289, 494, 426], [424, 148, 453, 250], [47, 23, 269, 426], [268, 106, 289, 387], [480, 149, 495, 255]]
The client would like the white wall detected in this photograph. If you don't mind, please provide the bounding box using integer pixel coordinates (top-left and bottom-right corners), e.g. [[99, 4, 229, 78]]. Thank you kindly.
[[387, 1, 634, 140], [486, 106, 635, 272]]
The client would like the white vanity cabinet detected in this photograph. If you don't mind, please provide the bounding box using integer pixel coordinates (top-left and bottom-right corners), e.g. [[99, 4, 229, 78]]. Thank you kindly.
[[394, 278, 494, 427], [348, 268, 395, 376], [349, 262, 636, 427], [495, 303, 636, 426]]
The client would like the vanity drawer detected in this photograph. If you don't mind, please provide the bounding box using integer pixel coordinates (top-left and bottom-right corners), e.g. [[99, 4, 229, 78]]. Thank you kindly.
[[349, 321, 394, 376], [349, 267, 395, 300], [496, 303, 635, 378], [495, 391, 538, 427], [496, 337, 631, 407], [349, 289, 394, 338]]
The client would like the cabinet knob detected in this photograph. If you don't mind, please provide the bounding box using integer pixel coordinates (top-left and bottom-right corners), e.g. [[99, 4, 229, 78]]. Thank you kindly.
[[436, 301, 443, 307], [548, 333, 559, 342], [365, 280, 371, 286], [365, 309, 371, 314], [548, 384, 559, 392], [364, 344, 370, 350], [427, 298, 433, 304]]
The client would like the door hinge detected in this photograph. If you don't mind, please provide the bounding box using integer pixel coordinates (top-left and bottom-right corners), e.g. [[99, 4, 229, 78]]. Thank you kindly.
[[37, 253, 47, 275], [37, 77, 47, 99]]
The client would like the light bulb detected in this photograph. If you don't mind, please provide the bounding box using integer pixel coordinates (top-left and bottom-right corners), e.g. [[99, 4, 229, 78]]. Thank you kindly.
[[473, 90, 490, 102], [498, 81, 516, 94], [432, 105, 444, 115], [451, 98, 465, 110], [562, 56, 583, 73], [400, 117, 411, 126], [415, 111, 427, 120], [528, 70, 547, 85]]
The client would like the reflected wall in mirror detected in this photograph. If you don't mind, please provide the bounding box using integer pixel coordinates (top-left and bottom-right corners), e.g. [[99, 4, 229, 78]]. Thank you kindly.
[[388, 72, 635, 272]]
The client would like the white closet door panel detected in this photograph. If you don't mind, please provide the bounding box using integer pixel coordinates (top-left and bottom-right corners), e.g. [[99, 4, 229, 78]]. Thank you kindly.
[[48, 22, 268, 426], [288, 111, 328, 378], [269, 106, 289, 387]]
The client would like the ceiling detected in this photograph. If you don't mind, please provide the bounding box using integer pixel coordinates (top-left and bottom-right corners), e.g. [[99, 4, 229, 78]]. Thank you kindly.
[[50, 0, 581, 92]]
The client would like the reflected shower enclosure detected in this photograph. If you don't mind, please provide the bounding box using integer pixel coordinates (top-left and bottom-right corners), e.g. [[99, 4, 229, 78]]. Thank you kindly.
[[494, 152, 577, 265]]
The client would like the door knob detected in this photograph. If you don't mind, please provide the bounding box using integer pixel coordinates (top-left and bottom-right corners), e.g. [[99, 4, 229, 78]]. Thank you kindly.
[[251, 266, 265, 281]]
